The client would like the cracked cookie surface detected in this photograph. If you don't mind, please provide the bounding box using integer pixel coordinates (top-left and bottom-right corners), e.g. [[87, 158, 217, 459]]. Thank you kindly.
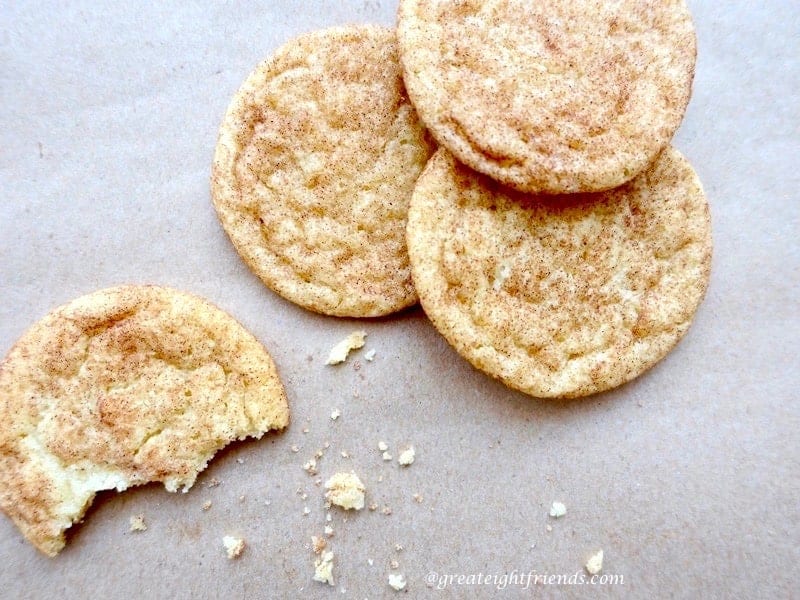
[[212, 25, 435, 317], [407, 147, 712, 398], [397, 0, 696, 193], [0, 285, 289, 556]]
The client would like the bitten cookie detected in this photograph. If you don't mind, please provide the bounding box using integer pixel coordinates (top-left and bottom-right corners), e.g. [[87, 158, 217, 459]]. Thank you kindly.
[[407, 148, 712, 398], [397, 0, 696, 193], [212, 25, 435, 317], [0, 285, 289, 556]]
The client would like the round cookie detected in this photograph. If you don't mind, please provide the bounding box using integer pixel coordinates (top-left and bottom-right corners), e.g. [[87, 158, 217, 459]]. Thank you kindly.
[[212, 25, 435, 317], [397, 0, 697, 194], [0, 285, 289, 556], [407, 147, 712, 398]]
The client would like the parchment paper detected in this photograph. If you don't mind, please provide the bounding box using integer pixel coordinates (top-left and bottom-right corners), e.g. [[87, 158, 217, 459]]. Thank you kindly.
[[1, 2, 798, 598]]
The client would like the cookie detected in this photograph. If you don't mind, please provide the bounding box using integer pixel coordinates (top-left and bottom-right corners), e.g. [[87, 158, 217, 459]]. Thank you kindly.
[[0, 285, 289, 556], [397, 0, 697, 194], [407, 147, 712, 398], [212, 25, 435, 317]]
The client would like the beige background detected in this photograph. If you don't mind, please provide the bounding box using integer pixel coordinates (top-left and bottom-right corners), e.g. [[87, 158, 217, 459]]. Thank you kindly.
[[1, 2, 798, 598]]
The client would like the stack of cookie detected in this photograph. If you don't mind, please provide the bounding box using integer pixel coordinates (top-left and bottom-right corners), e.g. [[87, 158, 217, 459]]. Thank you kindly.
[[399, 1, 712, 398], [211, 0, 712, 399]]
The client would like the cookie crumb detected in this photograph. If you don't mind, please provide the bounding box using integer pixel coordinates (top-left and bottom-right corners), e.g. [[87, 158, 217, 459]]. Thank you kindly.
[[129, 515, 147, 532], [550, 501, 567, 518], [412, 493, 423, 503], [388, 573, 406, 591], [236, 457, 245, 464], [585, 549, 604, 575], [390, 559, 399, 569], [302, 427, 310, 434], [382, 451, 393, 461], [223, 536, 245, 559], [378, 441, 388, 451], [367, 558, 374, 566], [395, 544, 403, 552], [546, 524, 553, 532], [311, 536, 327, 555], [326, 331, 367, 365], [330, 409, 341, 421], [381, 506, 393, 516], [303, 459, 318, 475], [364, 349, 376, 361], [325, 472, 365, 510], [340, 450, 350, 458], [368, 503, 378, 511], [207, 478, 221, 488], [291, 445, 300, 453], [398, 446, 415, 466], [303, 507, 311, 516], [313, 551, 335, 586], [201, 501, 212, 511]]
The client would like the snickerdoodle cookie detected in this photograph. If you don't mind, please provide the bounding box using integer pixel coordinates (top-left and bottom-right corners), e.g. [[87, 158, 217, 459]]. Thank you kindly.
[[0, 285, 288, 555], [212, 25, 434, 317], [398, 0, 696, 193], [407, 147, 712, 398]]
